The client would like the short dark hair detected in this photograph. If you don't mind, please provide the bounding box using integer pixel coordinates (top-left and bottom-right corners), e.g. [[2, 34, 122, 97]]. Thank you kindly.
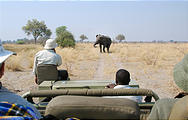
[[116, 69, 130, 85], [0, 63, 2, 68], [0, 62, 4, 70]]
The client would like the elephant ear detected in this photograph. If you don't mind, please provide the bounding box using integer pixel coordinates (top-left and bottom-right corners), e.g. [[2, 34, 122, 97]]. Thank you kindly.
[[96, 35, 102, 41]]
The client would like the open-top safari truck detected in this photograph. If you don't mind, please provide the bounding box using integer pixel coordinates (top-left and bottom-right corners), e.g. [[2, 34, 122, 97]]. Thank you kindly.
[[21, 53, 188, 120], [22, 65, 160, 120], [23, 88, 159, 120]]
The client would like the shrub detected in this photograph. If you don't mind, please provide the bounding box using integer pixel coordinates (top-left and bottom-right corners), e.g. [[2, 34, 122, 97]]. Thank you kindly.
[[55, 26, 76, 48], [59, 38, 75, 48], [16, 40, 25, 44]]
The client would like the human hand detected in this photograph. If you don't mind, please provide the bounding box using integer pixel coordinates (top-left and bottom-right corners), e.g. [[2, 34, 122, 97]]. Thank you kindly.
[[105, 83, 116, 88], [35, 77, 38, 84]]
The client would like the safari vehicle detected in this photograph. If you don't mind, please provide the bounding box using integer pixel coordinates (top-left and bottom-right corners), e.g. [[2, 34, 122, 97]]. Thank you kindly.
[[22, 73, 159, 120], [21, 49, 188, 120]]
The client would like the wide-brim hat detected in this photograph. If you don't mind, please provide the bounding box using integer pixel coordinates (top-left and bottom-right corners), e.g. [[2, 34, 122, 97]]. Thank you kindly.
[[44, 39, 58, 50], [0, 40, 13, 64], [173, 54, 188, 92]]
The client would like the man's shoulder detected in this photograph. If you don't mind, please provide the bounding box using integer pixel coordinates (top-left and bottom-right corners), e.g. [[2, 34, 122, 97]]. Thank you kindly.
[[36, 50, 54, 56], [35, 49, 61, 59], [0, 87, 42, 118], [35, 50, 46, 55], [56, 53, 61, 58], [0, 87, 20, 97]]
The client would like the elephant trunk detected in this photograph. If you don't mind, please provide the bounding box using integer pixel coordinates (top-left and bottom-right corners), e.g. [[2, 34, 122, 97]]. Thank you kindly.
[[93, 42, 98, 48]]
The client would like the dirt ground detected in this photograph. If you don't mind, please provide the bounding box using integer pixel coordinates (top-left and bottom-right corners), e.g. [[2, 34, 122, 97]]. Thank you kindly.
[[1, 50, 181, 99]]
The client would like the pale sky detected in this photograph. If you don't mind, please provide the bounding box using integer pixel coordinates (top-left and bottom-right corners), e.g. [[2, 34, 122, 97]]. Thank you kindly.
[[0, 0, 188, 41]]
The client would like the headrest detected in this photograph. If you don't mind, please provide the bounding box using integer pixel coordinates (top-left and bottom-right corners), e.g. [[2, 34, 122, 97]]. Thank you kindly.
[[37, 64, 58, 84], [45, 96, 140, 119]]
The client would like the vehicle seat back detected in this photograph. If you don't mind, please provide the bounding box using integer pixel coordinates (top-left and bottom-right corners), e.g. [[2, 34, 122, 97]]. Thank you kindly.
[[37, 64, 58, 85], [45, 95, 140, 120]]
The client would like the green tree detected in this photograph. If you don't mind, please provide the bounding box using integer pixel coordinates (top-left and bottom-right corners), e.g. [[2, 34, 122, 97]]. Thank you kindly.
[[55, 26, 75, 48], [22, 19, 52, 44], [80, 34, 88, 42], [38, 29, 52, 46], [116, 34, 125, 42], [44, 29, 52, 39]]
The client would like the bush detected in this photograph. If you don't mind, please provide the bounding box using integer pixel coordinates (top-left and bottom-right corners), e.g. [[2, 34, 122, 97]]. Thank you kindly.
[[59, 38, 75, 48], [56, 33, 76, 48], [16, 40, 25, 44], [56, 35, 76, 48], [55, 26, 76, 48]]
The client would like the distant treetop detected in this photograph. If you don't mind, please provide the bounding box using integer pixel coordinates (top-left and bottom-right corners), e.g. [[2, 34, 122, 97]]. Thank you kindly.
[[116, 34, 126, 42], [22, 19, 52, 44]]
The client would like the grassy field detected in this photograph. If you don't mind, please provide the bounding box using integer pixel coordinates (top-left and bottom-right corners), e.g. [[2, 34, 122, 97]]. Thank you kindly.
[[4, 43, 188, 75], [3, 43, 188, 98]]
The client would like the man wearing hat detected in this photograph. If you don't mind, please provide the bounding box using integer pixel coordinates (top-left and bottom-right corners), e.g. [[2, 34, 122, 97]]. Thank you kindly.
[[0, 40, 41, 119], [148, 54, 188, 120], [33, 39, 62, 84]]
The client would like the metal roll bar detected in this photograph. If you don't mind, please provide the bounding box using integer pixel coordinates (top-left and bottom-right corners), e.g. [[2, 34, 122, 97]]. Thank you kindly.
[[22, 89, 159, 101]]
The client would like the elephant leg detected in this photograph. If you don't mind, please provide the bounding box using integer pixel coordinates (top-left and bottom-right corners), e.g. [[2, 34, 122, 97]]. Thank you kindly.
[[103, 46, 106, 53], [107, 44, 111, 53], [99, 44, 102, 53], [107, 46, 110, 53]]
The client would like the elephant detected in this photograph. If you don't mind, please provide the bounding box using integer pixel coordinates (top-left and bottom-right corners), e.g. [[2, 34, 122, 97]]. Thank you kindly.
[[93, 34, 112, 53]]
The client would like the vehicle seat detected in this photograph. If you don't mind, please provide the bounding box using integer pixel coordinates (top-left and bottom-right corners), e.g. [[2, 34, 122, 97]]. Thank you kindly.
[[45, 95, 140, 120], [37, 64, 58, 85]]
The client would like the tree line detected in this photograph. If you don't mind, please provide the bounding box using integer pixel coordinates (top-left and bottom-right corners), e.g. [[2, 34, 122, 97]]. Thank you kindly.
[[20, 19, 126, 47]]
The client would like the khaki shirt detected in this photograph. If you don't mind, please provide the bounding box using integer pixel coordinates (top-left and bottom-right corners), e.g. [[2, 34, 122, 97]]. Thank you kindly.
[[33, 49, 62, 75]]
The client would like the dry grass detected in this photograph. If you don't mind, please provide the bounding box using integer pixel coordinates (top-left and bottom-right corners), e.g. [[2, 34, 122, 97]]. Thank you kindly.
[[111, 43, 188, 68], [109, 43, 188, 95], [3, 43, 188, 78], [4, 43, 99, 77], [4, 44, 42, 71], [56, 43, 99, 76], [6, 55, 23, 71], [3, 43, 188, 98]]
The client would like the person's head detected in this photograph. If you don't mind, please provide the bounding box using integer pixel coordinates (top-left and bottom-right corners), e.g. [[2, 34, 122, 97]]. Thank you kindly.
[[115, 69, 130, 85], [96, 34, 102, 38], [0, 40, 13, 79], [44, 39, 58, 50]]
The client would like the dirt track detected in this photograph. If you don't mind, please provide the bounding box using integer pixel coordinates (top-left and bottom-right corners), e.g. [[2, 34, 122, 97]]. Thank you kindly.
[[1, 50, 181, 99], [91, 53, 181, 98]]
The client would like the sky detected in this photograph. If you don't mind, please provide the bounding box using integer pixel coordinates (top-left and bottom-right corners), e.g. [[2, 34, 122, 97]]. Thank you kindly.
[[0, 0, 188, 41]]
